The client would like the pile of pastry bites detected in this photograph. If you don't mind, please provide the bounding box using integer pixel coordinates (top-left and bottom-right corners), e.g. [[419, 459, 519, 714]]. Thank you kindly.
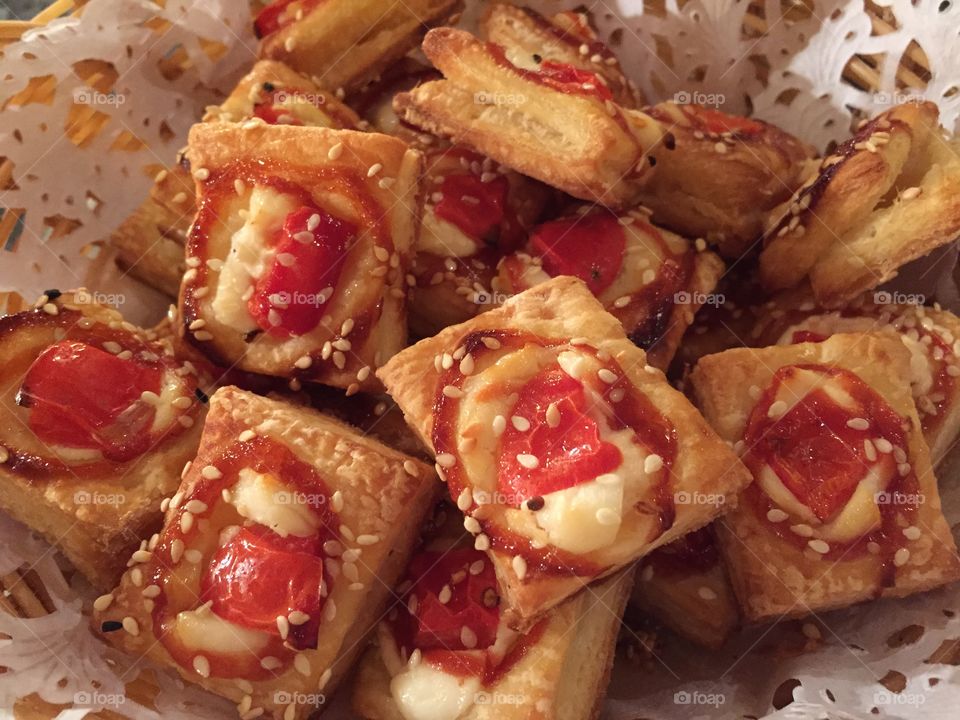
[[3, 1, 960, 719]]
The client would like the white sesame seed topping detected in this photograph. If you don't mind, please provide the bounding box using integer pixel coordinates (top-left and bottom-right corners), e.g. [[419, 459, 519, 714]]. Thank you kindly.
[[768, 400, 788, 419], [517, 453, 539, 469], [492, 415, 507, 436], [766, 508, 789, 523], [644, 454, 664, 473], [894, 547, 911, 567], [122, 616, 140, 636], [193, 655, 211, 677], [598, 368, 618, 384], [808, 539, 830, 554], [698, 586, 718, 600], [791, 523, 814, 537], [436, 453, 456, 468], [93, 594, 114, 611], [511, 415, 530, 431], [328, 143, 344, 160], [201, 465, 222, 480], [512, 555, 528, 580], [846, 417, 870, 431]]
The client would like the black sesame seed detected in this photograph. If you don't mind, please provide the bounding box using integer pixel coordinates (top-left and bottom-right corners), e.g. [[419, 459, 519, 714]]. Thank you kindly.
[[525, 496, 545, 511], [43, 289, 62, 300], [664, 132, 676, 150], [100, 620, 123, 633], [195, 387, 209, 404], [532, 53, 542, 63], [263, 82, 275, 92], [647, 155, 657, 166]]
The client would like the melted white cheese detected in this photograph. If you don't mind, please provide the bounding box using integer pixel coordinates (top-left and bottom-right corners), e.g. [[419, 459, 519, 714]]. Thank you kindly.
[[419, 210, 480, 258], [211, 187, 299, 333], [149, 369, 188, 433], [535, 472, 624, 553], [391, 666, 482, 720], [171, 607, 270, 654], [228, 468, 320, 538]]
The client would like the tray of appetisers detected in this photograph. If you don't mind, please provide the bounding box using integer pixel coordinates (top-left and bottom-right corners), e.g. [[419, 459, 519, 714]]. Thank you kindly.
[[3, 1, 960, 719]]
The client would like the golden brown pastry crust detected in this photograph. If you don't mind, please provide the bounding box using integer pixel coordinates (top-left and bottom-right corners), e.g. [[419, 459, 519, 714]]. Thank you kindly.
[[179, 122, 422, 390], [760, 101, 960, 305], [480, 2, 642, 108], [690, 333, 960, 622], [639, 101, 815, 259], [394, 27, 666, 208], [94, 386, 439, 720], [352, 568, 634, 720], [378, 276, 751, 628], [631, 528, 739, 649], [494, 209, 725, 370], [257, 0, 463, 94], [0, 292, 205, 591]]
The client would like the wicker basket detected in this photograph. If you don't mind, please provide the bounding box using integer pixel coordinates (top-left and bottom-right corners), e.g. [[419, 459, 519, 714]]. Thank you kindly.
[[0, 1, 944, 718]]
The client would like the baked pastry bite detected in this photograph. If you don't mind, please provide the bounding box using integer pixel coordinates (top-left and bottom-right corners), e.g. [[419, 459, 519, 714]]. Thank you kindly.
[[0, 291, 205, 590], [631, 526, 738, 649], [638, 102, 814, 259], [690, 333, 960, 622], [112, 61, 359, 298], [255, 0, 463, 94], [378, 276, 751, 627], [395, 27, 666, 207], [94, 386, 439, 720], [481, 2, 642, 108], [410, 145, 551, 337], [205, 59, 360, 128], [179, 122, 422, 391], [759, 101, 960, 305], [353, 504, 633, 720], [495, 207, 725, 369]]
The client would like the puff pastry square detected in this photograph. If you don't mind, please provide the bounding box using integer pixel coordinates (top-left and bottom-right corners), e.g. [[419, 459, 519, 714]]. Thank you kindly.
[[631, 526, 739, 649], [760, 101, 960, 305], [639, 101, 814, 259], [495, 208, 724, 370], [481, 2, 642, 108], [352, 505, 633, 720], [0, 292, 206, 590], [690, 333, 960, 622], [255, 0, 463, 94], [394, 27, 667, 207], [94, 386, 439, 720], [745, 288, 960, 468], [378, 276, 751, 627], [409, 145, 551, 337], [112, 60, 359, 298], [179, 122, 422, 391]]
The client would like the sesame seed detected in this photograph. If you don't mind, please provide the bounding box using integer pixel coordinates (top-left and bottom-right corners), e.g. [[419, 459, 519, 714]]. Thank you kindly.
[[131, 549, 152, 563], [201, 465, 222, 480], [894, 548, 911, 567], [367, 163, 383, 177], [193, 167, 209, 181], [512, 555, 528, 580], [901, 186, 922, 200], [595, 507, 619, 525], [460, 626, 478, 648], [791, 524, 814, 537], [767, 508, 789, 523], [442, 385, 463, 398], [332, 490, 344, 512], [846, 417, 870, 431], [288, 610, 310, 625], [294, 653, 311, 676], [867, 541, 881, 555], [598, 368, 618, 384], [644, 454, 664, 473], [474, 533, 490, 551], [261, 656, 282, 670], [170, 539, 184, 564], [492, 415, 507, 436], [328, 143, 344, 160], [193, 655, 211, 677], [808, 539, 830, 554], [469, 560, 484, 575], [403, 460, 419, 477], [613, 295, 631, 309], [481, 336, 501, 350], [185, 549, 202, 564], [185, 499, 207, 514], [193, 330, 214, 341], [122, 616, 140, 636], [238, 429, 256, 442], [464, 516, 481, 534], [457, 487, 472, 511], [697, 586, 718, 600], [517, 453, 539, 469], [511, 415, 530, 432], [436, 453, 456, 468], [874, 438, 893, 453], [802, 623, 821, 640], [768, 400, 788, 419], [93, 594, 114, 611], [173, 192, 188, 204], [234, 179, 246, 195], [459, 354, 475, 375], [180, 512, 194, 533], [903, 526, 921, 540]]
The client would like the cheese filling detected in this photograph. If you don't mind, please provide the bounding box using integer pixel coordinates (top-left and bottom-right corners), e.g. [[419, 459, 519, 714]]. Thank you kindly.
[[212, 187, 299, 333], [169, 606, 271, 655], [227, 467, 321, 538]]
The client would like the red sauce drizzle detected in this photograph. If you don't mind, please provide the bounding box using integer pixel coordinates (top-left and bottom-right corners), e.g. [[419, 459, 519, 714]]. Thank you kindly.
[[150, 436, 338, 679], [743, 364, 920, 583], [254, 0, 322, 38], [431, 331, 677, 576]]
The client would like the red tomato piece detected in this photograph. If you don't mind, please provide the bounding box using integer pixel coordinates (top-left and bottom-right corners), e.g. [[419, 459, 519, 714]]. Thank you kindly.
[[434, 172, 512, 244], [254, 0, 320, 38], [530, 213, 626, 295], [498, 365, 622, 502], [536, 60, 613, 102], [19, 340, 162, 462], [391, 548, 500, 654], [252, 102, 302, 126], [684, 106, 764, 137], [248, 206, 355, 337], [201, 526, 326, 649]]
